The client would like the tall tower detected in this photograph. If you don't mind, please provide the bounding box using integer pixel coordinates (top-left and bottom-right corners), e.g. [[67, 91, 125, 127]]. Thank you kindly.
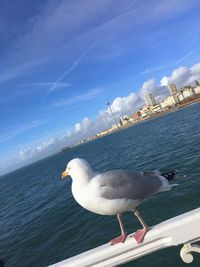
[[106, 101, 119, 128], [144, 94, 157, 106], [169, 84, 178, 95], [195, 80, 200, 87]]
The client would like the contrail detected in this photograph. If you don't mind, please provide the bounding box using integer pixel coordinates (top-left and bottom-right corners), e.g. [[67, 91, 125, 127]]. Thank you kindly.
[[142, 48, 198, 75], [46, 33, 104, 98], [174, 49, 195, 65], [45, 0, 138, 98]]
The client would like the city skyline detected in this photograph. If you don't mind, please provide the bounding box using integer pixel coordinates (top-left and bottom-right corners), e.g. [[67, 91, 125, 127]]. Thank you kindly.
[[1, 0, 200, 175], [83, 79, 200, 142]]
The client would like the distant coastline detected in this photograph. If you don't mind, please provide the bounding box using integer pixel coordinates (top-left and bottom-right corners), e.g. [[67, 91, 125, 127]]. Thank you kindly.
[[3, 98, 199, 177], [126, 95, 200, 128], [60, 146, 71, 153], [77, 95, 200, 145]]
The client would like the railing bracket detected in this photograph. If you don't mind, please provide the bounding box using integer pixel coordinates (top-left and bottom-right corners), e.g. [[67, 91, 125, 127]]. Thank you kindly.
[[180, 242, 200, 263]]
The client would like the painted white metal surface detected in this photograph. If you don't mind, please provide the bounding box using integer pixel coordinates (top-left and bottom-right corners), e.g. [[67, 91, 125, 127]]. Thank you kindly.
[[50, 208, 200, 267]]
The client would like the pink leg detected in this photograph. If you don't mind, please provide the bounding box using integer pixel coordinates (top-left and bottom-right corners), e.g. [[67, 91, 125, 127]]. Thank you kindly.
[[110, 213, 127, 245], [132, 209, 149, 244]]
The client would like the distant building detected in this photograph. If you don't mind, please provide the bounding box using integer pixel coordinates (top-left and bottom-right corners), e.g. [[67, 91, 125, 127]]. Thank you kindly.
[[180, 87, 195, 98], [119, 115, 130, 126], [132, 111, 142, 120], [97, 128, 114, 137], [150, 104, 161, 113], [144, 94, 157, 106], [119, 118, 123, 127], [169, 84, 178, 95], [160, 95, 176, 109], [139, 105, 151, 117], [168, 84, 180, 103], [194, 80, 200, 94], [195, 80, 200, 87], [194, 85, 200, 94]]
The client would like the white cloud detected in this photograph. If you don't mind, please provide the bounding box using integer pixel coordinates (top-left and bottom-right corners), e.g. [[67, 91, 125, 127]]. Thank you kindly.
[[141, 78, 169, 100], [19, 136, 65, 162], [69, 92, 143, 140], [19, 147, 32, 160], [160, 63, 200, 88], [170, 67, 190, 86], [110, 92, 142, 115], [75, 123, 81, 133], [142, 63, 200, 100], [75, 117, 96, 135], [141, 78, 156, 95], [160, 76, 169, 87]]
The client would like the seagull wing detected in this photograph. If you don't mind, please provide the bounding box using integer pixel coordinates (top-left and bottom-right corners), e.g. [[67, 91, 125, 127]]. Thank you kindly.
[[98, 170, 163, 201]]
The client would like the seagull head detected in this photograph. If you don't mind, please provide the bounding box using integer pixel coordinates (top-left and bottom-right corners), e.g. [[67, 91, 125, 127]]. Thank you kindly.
[[62, 158, 94, 181]]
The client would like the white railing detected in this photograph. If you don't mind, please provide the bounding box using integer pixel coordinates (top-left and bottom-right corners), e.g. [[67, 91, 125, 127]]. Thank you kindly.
[[50, 208, 200, 267]]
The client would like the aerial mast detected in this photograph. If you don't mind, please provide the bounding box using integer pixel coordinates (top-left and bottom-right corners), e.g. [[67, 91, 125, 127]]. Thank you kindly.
[[106, 100, 119, 128]]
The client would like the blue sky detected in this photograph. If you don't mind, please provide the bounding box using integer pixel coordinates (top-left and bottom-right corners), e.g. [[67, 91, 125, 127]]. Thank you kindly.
[[1, 0, 200, 175]]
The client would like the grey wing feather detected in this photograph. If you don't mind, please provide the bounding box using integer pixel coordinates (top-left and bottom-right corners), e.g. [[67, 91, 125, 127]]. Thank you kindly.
[[99, 170, 163, 201]]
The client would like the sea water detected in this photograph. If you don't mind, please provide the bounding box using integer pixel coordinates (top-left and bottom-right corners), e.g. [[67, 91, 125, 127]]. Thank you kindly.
[[0, 103, 200, 267]]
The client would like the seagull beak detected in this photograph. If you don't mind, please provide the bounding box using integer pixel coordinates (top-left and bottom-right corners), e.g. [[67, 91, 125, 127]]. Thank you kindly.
[[62, 171, 69, 179]]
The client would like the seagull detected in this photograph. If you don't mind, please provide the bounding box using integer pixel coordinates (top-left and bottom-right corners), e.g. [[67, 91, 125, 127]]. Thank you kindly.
[[62, 158, 177, 245]]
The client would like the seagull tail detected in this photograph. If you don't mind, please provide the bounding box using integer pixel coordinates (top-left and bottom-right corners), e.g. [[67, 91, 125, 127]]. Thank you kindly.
[[157, 170, 178, 192], [161, 170, 178, 182]]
